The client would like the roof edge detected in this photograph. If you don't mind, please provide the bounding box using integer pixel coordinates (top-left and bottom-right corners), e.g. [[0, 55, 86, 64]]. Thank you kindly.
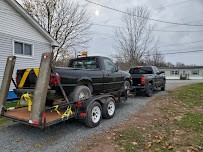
[[6, 0, 59, 47]]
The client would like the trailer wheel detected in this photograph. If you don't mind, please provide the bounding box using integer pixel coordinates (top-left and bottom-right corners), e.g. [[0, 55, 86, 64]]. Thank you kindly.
[[85, 101, 102, 127], [102, 97, 116, 119], [71, 85, 91, 102]]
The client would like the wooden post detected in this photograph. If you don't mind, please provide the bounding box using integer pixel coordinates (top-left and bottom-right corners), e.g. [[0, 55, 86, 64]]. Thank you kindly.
[[0, 56, 16, 114], [30, 52, 53, 124]]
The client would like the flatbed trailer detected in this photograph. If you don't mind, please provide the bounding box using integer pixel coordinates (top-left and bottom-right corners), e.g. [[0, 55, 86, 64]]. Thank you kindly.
[[0, 52, 130, 129]]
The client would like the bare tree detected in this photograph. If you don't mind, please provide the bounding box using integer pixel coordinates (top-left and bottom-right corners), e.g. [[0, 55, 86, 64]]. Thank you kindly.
[[175, 62, 186, 67], [115, 6, 158, 68], [144, 49, 165, 67], [23, 0, 92, 61]]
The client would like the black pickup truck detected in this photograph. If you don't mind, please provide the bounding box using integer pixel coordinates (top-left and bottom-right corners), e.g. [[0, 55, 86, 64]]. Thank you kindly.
[[15, 56, 131, 105], [129, 66, 166, 97]]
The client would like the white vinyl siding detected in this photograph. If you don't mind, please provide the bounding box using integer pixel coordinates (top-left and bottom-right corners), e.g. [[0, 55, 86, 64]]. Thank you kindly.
[[0, 32, 51, 90], [0, 0, 53, 90], [0, 0, 50, 43]]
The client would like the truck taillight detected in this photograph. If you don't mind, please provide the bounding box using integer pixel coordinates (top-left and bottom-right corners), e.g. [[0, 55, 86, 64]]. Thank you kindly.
[[50, 73, 61, 85], [141, 77, 145, 85], [16, 75, 18, 84]]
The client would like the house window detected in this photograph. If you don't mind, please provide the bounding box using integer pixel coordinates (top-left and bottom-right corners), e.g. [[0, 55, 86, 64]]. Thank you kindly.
[[171, 70, 179, 75], [14, 41, 33, 57], [192, 70, 199, 75]]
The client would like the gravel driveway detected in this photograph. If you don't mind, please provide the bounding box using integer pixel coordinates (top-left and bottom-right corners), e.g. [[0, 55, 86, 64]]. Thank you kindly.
[[0, 80, 202, 152]]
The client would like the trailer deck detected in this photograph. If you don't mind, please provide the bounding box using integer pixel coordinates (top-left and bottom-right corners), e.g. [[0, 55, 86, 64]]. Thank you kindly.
[[4, 107, 69, 123]]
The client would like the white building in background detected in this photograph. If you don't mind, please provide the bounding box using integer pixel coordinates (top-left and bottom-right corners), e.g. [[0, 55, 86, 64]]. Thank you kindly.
[[159, 67, 203, 80]]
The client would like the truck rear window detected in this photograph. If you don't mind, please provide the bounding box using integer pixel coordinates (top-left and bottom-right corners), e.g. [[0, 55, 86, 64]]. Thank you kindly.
[[129, 67, 153, 74], [69, 58, 98, 69]]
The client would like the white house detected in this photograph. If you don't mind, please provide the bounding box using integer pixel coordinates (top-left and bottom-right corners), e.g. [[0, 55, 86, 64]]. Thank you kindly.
[[159, 66, 203, 80], [0, 0, 59, 89]]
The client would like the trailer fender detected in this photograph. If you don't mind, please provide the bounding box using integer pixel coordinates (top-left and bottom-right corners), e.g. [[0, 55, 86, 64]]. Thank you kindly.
[[79, 94, 116, 118]]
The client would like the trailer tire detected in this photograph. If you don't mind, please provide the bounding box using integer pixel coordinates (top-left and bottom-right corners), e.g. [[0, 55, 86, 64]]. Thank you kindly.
[[85, 101, 102, 127], [102, 97, 116, 119], [71, 85, 92, 102]]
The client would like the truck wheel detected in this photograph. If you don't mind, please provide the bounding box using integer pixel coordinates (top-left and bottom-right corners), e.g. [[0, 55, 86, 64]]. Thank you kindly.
[[45, 99, 54, 106], [85, 101, 102, 127], [123, 80, 131, 95], [161, 85, 165, 91], [145, 83, 153, 97], [102, 97, 116, 119], [71, 85, 92, 102]]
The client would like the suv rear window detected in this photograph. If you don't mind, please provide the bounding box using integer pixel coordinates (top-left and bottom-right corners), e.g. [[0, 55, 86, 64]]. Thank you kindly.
[[129, 67, 153, 74], [69, 58, 98, 69]]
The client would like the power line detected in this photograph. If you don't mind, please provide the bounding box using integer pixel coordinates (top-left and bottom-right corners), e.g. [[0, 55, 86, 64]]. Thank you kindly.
[[153, 0, 193, 11], [161, 46, 203, 53], [144, 49, 203, 56], [160, 49, 203, 55], [94, 49, 203, 58], [158, 40, 203, 47], [159, 19, 203, 30], [84, 0, 203, 26], [92, 23, 203, 33]]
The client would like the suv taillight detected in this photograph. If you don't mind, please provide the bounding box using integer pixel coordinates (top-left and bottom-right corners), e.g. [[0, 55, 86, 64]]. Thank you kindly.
[[141, 77, 145, 85], [50, 72, 61, 85]]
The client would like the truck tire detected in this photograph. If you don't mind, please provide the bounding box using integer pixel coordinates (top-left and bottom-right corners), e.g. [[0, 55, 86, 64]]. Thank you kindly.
[[123, 80, 131, 96], [102, 97, 116, 119], [161, 85, 166, 91], [84, 101, 102, 127], [71, 85, 92, 102], [145, 83, 153, 97], [45, 99, 54, 106]]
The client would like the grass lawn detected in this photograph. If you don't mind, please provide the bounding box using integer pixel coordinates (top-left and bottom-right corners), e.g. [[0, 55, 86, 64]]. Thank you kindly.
[[115, 83, 203, 152]]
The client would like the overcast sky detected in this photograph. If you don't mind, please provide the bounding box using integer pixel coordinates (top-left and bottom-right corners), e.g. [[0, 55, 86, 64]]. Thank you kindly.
[[81, 0, 203, 65], [17, 0, 203, 65]]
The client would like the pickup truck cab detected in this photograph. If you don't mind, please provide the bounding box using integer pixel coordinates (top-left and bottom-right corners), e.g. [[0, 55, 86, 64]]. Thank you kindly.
[[15, 56, 131, 105], [129, 66, 166, 97]]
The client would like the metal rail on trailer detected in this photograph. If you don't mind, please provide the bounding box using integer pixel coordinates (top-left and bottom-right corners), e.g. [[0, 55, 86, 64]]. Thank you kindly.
[[0, 52, 129, 129]]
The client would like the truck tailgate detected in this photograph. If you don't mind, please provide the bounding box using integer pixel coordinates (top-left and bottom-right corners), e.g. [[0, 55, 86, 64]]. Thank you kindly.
[[16, 68, 39, 88], [131, 74, 143, 86]]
